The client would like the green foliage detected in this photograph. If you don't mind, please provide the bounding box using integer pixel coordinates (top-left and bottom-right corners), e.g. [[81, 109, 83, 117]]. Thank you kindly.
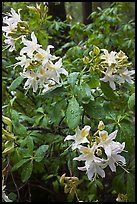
[[66, 97, 81, 129], [2, 2, 135, 202]]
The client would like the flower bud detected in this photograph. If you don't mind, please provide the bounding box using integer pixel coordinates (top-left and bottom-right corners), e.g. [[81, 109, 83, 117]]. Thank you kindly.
[[60, 173, 66, 184], [89, 51, 93, 57], [93, 45, 100, 55], [98, 121, 105, 130], [83, 56, 89, 64]]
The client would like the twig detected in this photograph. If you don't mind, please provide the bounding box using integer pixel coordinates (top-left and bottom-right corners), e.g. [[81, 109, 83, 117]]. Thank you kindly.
[[9, 163, 20, 201]]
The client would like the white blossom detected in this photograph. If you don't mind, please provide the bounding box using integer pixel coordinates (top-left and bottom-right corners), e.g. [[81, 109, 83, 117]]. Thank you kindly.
[[97, 130, 118, 157], [101, 49, 117, 67], [20, 32, 42, 58], [45, 58, 68, 83], [74, 144, 107, 180], [64, 126, 90, 150], [100, 67, 116, 90], [107, 141, 126, 172], [20, 70, 39, 92]]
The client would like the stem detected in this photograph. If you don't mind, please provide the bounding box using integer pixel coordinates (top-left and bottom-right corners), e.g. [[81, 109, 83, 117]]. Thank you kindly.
[[75, 190, 80, 202]]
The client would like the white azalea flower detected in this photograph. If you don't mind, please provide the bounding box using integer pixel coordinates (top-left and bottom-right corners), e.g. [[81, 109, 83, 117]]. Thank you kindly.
[[14, 55, 32, 71], [4, 8, 21, 25], [46, 58, 68, 83], [97, 130, 118, 157], [64, 126, 91, 150], [100, 67, 116, 90], [116, 69, 135, 84], [35, 45, 59, 66], [20, 71, 39, 92], [2, 8, 22, 36], [2, 22, 17, 36], [74, 144, 107, 180], [4, 36, 16, 52], [107, 141, 126, 172], [101, 49, 117, 67], [20, 32, 42, 58], [42, 80, 56, 93]]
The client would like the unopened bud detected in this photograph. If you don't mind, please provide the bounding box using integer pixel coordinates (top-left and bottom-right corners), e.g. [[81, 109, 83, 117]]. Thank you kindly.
[[89, 51, 93, 57], [60, 173, 66, 184], [98, 121, 105, 130], [83, 56, 89, 64], [66, 14, 73, 21], [27, 6, 37, 12], [93, 45, 100, 55]]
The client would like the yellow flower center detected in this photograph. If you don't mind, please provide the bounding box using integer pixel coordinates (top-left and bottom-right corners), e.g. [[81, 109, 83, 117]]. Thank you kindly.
[[81, 129, 88, 138], [40, 68, 46, 75], [101, 133, 107, 141], [48, 63, 55, 69], [82, 147, 91, 155], [35, 53, 43, 59]]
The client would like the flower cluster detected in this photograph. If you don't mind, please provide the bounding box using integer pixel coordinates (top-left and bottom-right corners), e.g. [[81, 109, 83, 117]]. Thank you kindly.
[[18, 32, 68, 93], [64, 121, 127, 180], [2, 8, 23, 52], [2, 8, 68, 93], [100, 49, 135, 90]]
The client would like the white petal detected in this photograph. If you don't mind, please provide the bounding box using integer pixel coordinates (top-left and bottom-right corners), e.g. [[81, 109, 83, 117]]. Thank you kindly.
[[96, 166, 105, 178], [109, 80, 116, 90], [31, 32, 37, 44], [104, 144, 112, 157], [87, 169, 94, 180], [108, 158, 116, 172], [109, 130, 118, 140], [78, 166, 86, 171], [64, 135, 75, 141]]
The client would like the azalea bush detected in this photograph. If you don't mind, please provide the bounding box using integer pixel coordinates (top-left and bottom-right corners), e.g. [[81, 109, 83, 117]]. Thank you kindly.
[[2, 2, 135, 202]]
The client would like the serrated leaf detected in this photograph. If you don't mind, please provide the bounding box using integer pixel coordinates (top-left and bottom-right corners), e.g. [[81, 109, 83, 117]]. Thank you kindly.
[[127, 173, 135, 202], [12, 159, 30, 172], [34, 145, 49, 162], [66, 97, 81, 129], [21, 160, 33, 183], [9, 76, 24, 91], [128, 93, 135, 110]]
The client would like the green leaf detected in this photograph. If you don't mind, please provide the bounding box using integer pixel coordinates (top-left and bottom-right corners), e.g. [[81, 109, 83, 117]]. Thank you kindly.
[[10, 109, 27, 136], [88, 75, 100, 89], [101, 81, 117, 100], [2, 141, 14, 154], [66, 97, 81, 129], [112, 172, 126, 193], [12, 159, 30, 172], [26, 136, 34, 154], [75, 83, 94, 104], [67, 72, 79, 88], [9, 76, 24, 91], [83, 101, 105, 120], [34, 145, 49, 162], [10, 109, 19, 126], [128, 93, 135, 110], [127, 173, 135, 202], [21, 160, 33, 183]]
